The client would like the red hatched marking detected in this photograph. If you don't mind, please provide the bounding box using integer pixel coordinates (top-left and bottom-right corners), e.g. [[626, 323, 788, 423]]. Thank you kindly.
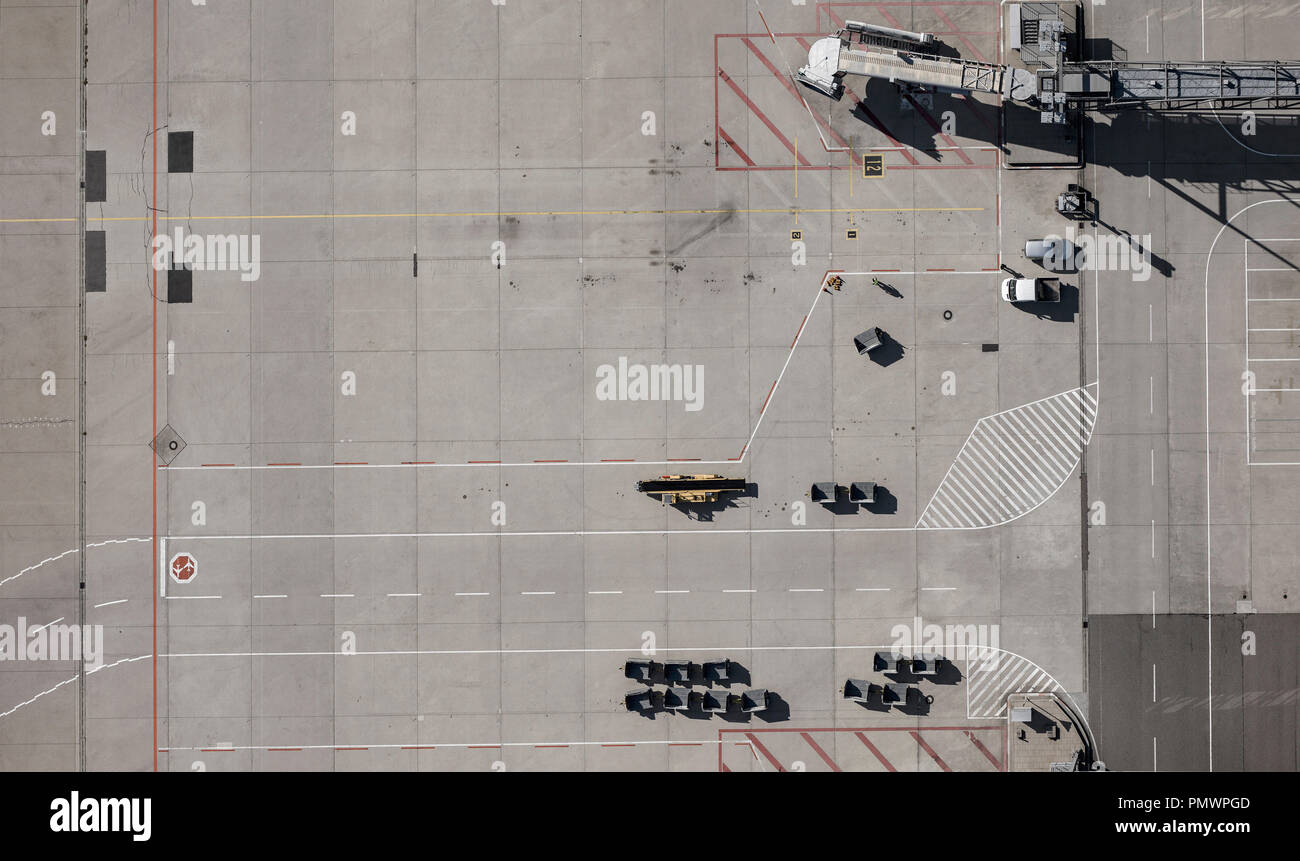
[[741, 37, 863, 167], [855, 731, 897, 771], [910, 731, 952, 772], [744, 732, 787, 772], [717, 67, 810, 167], [964, 729, 1003, 771], [800, 732, 843, 772], [717, 125, 756, 166]]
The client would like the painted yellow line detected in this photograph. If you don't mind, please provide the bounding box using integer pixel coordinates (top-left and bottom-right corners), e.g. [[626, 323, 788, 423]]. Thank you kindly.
[[2, 206, 984, 225]]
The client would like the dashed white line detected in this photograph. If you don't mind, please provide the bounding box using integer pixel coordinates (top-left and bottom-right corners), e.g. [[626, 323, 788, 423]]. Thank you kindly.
[[520, 591, 556, 596], [722, 589, 756, 593], [321, 594, 354, 599], [921, 587, 957, 592], [788, 588, 824, 593], [855, 587, 890, 592], [165, 595, 221, 601], [92, 599, 127, 609], [655, 590, 690, 594], [29, 617, 63, 634], [253, 594, 287, 599], [386, 593, 421, 598], [455, 592, 490, 597], [587, 590, 623, 595]]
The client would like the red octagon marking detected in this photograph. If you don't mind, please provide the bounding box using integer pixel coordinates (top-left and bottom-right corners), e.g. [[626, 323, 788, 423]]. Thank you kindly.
[[169, 552, 197, 584]]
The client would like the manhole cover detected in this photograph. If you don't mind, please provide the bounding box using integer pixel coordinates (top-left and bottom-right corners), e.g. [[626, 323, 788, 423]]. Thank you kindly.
[[151, 424, 186, 465]]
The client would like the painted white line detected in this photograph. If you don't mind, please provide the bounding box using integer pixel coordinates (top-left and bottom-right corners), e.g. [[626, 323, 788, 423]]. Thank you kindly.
[[921, 587, 957, 592], [1149, 377, 1154, 413], [1153, 736, 1158, 772], [165, 595, 221, 601], [386, 593, 421, 598], [455, 592, 490, 597], [855, 587, 890, 592], [1148, 304, 1153, 341], [93, 599, 127, 609], [1151, 520, 1156, 558], [521, 591, 556, 596], [254, 594, 287, 599], [1151, 448, 1155, 485], [321, 594, 354, 599], [587, 590, 623, 595], [654, 590, 690, 594], [1152, 664, 1157, 702], [788, 588, 824, 593], [722, 589, 756, 593], [0, 536, 150, 591], [29, 617, 64, 634]]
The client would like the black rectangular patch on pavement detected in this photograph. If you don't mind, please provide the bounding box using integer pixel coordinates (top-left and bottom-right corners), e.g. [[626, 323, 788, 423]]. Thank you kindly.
[[86, 150, 106, 202], [167, 131, 193, 173], [167, 266, 193, 303], [862, 154, 884, 178], [85, 231, 106, 292], [982, 343, 999, 352]]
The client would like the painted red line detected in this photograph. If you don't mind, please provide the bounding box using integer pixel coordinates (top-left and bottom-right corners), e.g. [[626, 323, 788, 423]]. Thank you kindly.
[[267, 748, 301, 752], [601, 459, 635, 462], [717, 728, 998, 733], [742, 38, 861, 166], [760, 380, 778, 413], [717, 67, 810, 166], [534, 459, 568, 463], [842, 87, 919, 165], [717, 124, 756, 167], [757, 8, 776, 44], [934, 8, 990, 63], [953, 92, 1000, 142], [715, 162, 990, 172], [800, 732, 842, 772], [982, 267, 999, 271], [536, 744, 570, 749], [401, 745, 437, 750], [670, 742, 703, 747], [402, 461, 437, 465], [927, 268, 955, 272], [669, 458, 701, 462], [468, 460, 501, 464], [965, 730, 1003, 771], [714, 35, 720, 168], [876, 6, 904, 28], [910, 731, 952, 772], [468, 745, 500, 749], [201, 463, 235, 467], [729, 456, 743, 461], [903, 93, 975, 164], [744, 733, 787, 772], [854, 731, 897, 772]]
